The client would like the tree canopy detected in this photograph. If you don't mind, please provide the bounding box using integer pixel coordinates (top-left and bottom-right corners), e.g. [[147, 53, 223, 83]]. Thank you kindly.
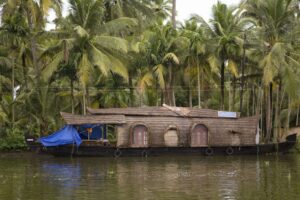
[[0, 0, 300, 148]]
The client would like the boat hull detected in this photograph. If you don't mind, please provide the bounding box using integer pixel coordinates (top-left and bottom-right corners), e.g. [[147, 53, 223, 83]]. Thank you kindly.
[[27, 134, 297, 157]]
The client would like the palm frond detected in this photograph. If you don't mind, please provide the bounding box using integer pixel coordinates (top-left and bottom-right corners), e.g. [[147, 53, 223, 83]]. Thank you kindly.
[[153, 64, 165, 89], [41, 51, 64, 81], [78, 52, 92, 86], [162, 52, 179, 64], [93, 35, 129, 54], [101, 17, 138, 35]]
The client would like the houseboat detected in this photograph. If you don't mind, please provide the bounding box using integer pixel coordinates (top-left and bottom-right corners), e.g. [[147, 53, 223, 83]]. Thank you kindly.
[[27, 105, 297, 157]]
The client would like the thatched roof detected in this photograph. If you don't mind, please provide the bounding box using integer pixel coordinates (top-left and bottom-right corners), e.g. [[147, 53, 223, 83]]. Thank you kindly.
[[87, 106, 240, 119], [60, 112, 126, 125]]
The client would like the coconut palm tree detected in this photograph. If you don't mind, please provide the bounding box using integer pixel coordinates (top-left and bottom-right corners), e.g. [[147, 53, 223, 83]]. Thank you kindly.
[[1, 0, 62, 78], [242, 0, 300, 141], [0, 8, 32, 129], [181, 19, 213, 107], [193, 3, 248, 110], [137, 23, 188, 106], [41, 0, 138, 114]]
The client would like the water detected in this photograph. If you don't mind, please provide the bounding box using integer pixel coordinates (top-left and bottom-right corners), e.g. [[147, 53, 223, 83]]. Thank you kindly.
[[0, 153, 299, 200]]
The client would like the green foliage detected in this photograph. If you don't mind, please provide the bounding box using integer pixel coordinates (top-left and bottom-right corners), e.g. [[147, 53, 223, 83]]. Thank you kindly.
[[0, 0, 300, 149], [0, 129, 26, 150]]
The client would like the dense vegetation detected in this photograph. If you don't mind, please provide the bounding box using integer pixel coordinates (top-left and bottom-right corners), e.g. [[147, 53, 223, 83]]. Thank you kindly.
[[0, 0, 300, 149]]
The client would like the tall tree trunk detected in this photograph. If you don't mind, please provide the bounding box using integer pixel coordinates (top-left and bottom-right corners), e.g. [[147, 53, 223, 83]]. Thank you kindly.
[[71, 79, 74, 114], [228, 81, 232, 111], [26, 10, 39, 79], [188, 65, 192, 107], [139, 88, 143, 107], [239, 34, 246, 113], [296, 105, 299, 126], [252, 85, 255, 115], [172, 90, 176, 106], [273, 87, 280, 142], [165, 63, 174, 106], [11, 59, 15, 130], [82, 86, 86, 115], [160, 88, 164, 106], [286, 94, 291, 135], [260, 86, 264, 138], [231, 77, 236, 111], [197, 63, 201, 108], [156, 79, 159, 106], [220, 61, 225, 110], [129, 76, 134, 107], [21, 54, 28, 90], [265, 83, 273, 142], [86, 86, 90, 107], [172, 0, 176, 28]]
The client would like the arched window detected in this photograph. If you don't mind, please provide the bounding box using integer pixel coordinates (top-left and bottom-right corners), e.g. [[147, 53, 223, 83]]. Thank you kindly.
[[164, 126, 179, 147], [131, 124, 148, 147], [190, 124, 208, 147]]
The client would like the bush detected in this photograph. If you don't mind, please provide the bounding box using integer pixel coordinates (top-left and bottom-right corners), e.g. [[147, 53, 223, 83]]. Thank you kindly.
[[0, 130, 27, 151]]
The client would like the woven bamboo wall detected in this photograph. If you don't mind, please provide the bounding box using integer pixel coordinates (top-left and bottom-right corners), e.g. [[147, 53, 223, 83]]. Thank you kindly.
[[116, 116, 259, 148]]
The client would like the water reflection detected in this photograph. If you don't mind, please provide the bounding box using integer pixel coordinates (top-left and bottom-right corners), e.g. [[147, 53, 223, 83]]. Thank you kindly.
[[0, 154, 299, 200]]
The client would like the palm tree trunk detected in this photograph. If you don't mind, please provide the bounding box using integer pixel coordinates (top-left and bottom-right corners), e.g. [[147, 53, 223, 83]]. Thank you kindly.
[[252, 85, 255, 115], [239, 34, 246, 113], [26, 10, 39, 78], [197, 63, 201, 108], [139, 88, 143, 107], [129, 76, 134, 107], [166, 63, 173, 106], [172, 0, 176, 28], [82, 86, 86, 115], [160, 88, 164, 106], [172, 90, 176, 106], [228, 81, 231, 111], [71, 79, 74, 114], [188, 65, 192, 107], [22, 54, 28, 90], [11, 59, 15, 130], [265, 83, 273, 142], [231, 77, 236, 111], [286, 94, 291, 134], [260, 86, 264, 137], [274, 85, 280, 142], [239, 54, 246, 112], [220, 61, 225, 110], [156, 80, 159, 106], [296, 105, 299, 126]]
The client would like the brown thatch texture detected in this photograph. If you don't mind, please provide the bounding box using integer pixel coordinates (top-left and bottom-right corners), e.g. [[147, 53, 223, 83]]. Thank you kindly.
[[60, 112, 126, 125], [87, 107, 240, 119]]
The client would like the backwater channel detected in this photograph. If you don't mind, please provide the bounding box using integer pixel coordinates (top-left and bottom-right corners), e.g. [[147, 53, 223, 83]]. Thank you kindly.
[[0, 153, 299, 200]]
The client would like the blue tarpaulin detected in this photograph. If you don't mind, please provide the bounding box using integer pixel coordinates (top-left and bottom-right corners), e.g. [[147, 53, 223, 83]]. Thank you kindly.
[[39, 125, 82, 147]]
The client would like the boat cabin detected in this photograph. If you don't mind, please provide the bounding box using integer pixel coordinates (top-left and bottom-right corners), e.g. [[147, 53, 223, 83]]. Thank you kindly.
[[59, 105, 260, 148]]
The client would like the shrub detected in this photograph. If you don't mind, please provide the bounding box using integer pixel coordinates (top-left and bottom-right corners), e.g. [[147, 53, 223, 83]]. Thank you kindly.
[[0, 130, 27, 151]]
